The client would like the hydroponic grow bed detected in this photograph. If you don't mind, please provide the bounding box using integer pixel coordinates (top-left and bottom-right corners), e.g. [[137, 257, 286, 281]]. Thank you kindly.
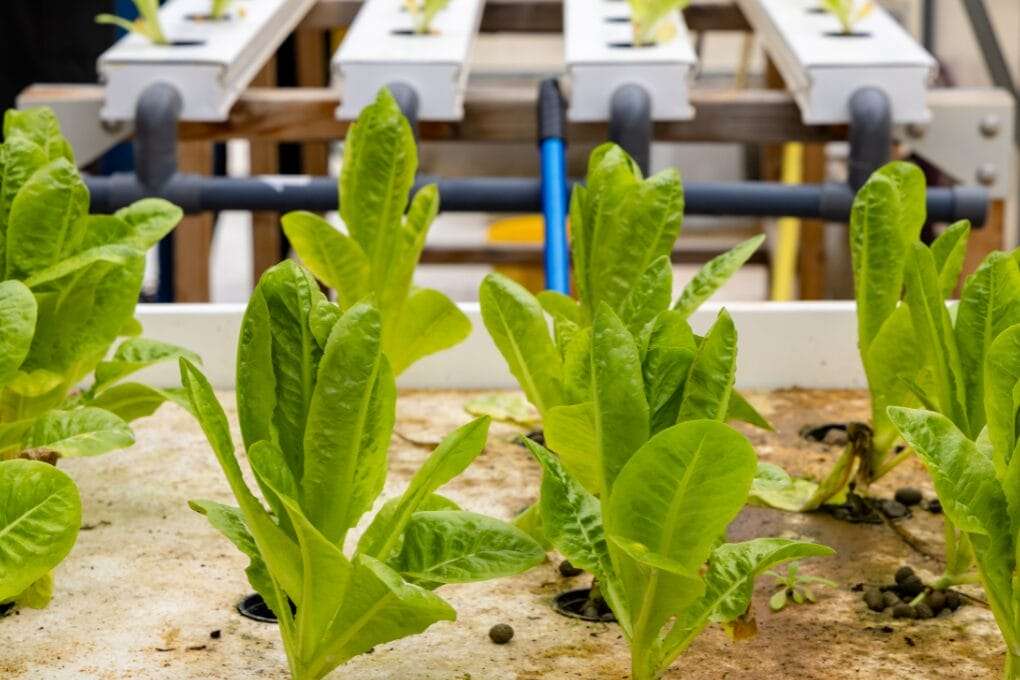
[[0, 306, 1005, 679]]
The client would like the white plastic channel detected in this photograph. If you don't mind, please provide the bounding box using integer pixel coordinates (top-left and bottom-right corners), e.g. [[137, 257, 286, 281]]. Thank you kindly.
[[565, 0, 697, 122], [132, 302, 865, 391], [736, 0, 936, 124], [97, 0, 318, 121], [333, 0, 485, 121]]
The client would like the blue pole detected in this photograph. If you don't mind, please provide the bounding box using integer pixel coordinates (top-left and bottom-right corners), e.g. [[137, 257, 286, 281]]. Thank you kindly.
[[540, 137, 569, 293], [537, 79, 570, 294]]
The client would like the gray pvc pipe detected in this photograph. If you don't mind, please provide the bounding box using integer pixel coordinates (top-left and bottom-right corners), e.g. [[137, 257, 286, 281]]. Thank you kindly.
[[847, 87, 893, 190], [133, 82, 184, 191], [82, 174, 988, 226], [608, 84, 653, 176]]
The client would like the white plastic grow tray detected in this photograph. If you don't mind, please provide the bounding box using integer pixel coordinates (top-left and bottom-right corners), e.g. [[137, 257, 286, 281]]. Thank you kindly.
[[96, 0, 318, 122], [736, 0, 936, 124], [333, 0, 485, 121], [565, 0, 697, 122], [132, 301, 865, 390]]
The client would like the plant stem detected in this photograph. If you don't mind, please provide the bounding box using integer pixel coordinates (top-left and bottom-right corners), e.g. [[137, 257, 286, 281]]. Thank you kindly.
[[1005, 651, 1020, 680], [931, 571, 982, 590]]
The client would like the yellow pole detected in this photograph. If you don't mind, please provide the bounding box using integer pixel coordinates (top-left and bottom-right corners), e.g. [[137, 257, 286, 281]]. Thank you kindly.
[[770, 142, 804, 301]]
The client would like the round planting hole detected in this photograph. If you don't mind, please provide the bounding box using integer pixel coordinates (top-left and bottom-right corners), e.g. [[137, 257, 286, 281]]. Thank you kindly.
[[237, 592, 294, 623], [805, 6, 828, 13], [184, 13, 233, 22], [390, 28, 437, 36], [823, 31, 872, 38], [553, 588, 616, 623], [603, 16, 630, 23], [167, 39, 207, 47], [799, 422, 847, 443], [607, 41, 655, 49], [0, 601, 14, 617]]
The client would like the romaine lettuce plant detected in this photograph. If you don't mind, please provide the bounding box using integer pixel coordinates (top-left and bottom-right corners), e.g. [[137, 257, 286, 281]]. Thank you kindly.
[[796, 163, 1020, 521], [627, 0, 689, 46], [515, 299, 831, 678], [890, 334, 1020, 679], [404, 0, 451, 34], [185, 260, 544, 680], [96, 0, 168, 45], [820, 0, 874, 35], [520, 310, 831, 679], [0, 108, 190, 461], [210, 0, 234, 20], [282, 88, 470, 376], [0, 107, 188, 607], [0, 459, 81, 610], [479, 141, 768, 428]]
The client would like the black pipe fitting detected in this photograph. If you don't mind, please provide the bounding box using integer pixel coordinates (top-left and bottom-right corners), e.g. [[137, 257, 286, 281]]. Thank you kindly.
[[847, 87, 893, 190], [608, 84, 652, 176], [537, 79, 566, 143], [387, 82, 420, 139], [133, 82, 184, 192]]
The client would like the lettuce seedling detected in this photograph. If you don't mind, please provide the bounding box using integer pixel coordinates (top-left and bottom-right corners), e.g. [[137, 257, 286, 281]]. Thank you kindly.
[[404, 0, 451, 34], [0, 107, 188, 606], [96, 0, 168, 45], [520, 302, 831, 679], [0, 108, 190, 460], [765, 562, 837, 612], [820, 0, 874, 35], [185, 260, 544, 680], [210, 0, 234, 20], [890, 343, 1020, 680], [479, 142, 767, 428], [796, 164, 1020, 521], [627, 0, 690, 46], [0, 459, 81, 610], [282, 88, 470, 376]]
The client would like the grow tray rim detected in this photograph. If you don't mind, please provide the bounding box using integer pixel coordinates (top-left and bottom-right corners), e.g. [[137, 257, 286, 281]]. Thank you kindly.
[[132, 300, 868, 392]]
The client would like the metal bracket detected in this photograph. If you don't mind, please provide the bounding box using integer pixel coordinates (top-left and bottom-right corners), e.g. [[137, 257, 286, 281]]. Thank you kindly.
[[899, 88, 1016, 199]]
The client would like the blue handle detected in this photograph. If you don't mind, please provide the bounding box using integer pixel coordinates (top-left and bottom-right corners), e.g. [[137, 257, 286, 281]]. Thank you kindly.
[[540, 137, 570, 294]]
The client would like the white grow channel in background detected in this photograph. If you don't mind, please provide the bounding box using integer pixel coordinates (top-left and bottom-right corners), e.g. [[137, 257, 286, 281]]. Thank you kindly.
[[97, 0, 318, 121], [565, 0, 697, 122], [334, 0, 486, 121], [737, 0, 936, 124]]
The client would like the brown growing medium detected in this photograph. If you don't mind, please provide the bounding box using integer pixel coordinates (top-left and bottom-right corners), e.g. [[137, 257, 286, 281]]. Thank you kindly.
[[0, 389, 1004, 679]]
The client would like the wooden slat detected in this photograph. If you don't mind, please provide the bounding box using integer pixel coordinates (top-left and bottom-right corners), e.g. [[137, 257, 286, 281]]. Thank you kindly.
[[173, 86, 843, 144], [962, 199, 1005, 278], [20, 84, 843, 145], [174, 141, 214, 302], [798, 143, 827, 299], [300, 0, 749, 33]]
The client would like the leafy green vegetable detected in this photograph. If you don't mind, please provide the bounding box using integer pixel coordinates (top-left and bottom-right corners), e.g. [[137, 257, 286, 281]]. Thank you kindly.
[[765, 561, 838, 612], [792, 162, 1020, 515], [186, 262, 544, 680], [525, 419, 832, 680], [0, 459, 81, 608], [820, 0, 874, 34], [889, 404, 1020, 679], [283, 89, 469, 375], [479, 142, 768, 432], [0, 108, 188, 458], [627, 0, 690, 46], [96, 0, 167, 44], [0, 107, 188, 607], [210, 0, 234, 19], [404, 0, 451, 34]]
